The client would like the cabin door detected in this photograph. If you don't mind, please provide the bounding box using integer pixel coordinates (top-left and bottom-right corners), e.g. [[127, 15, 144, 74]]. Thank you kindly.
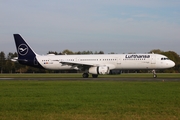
[[117, 57, 121, 64], [151, 54, 156, 69], [151, 54, 156, 64], [76, 57, 80, 62]]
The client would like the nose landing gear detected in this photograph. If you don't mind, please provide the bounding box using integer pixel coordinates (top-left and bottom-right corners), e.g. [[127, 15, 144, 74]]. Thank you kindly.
[[152, 70, 157, 78]]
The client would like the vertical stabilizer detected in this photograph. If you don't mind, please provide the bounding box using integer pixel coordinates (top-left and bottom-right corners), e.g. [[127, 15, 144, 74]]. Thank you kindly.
[[14, 34, 37, 60], [13, 34, 42, 68]]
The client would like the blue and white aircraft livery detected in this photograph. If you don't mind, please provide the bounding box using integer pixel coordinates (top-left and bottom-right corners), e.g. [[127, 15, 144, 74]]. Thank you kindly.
[[12, 34, 175, 78]]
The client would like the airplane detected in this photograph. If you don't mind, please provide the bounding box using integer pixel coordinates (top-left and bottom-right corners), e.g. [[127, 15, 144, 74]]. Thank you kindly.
[[12, 34, 175, 78]]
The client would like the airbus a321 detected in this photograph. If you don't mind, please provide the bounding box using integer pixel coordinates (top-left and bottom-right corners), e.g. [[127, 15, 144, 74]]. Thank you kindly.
[[12, 34, 175, 78]]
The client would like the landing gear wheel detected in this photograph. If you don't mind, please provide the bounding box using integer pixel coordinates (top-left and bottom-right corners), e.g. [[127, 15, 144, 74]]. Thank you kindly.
[[92, 74, 98, 78], [82, 73, 89, 78], [153, 74, 157, 78], [152, 70, 157, 78]]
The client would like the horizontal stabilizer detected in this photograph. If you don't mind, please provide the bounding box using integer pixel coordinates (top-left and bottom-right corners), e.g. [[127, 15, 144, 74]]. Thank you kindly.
[[11, 57, 28, 62]]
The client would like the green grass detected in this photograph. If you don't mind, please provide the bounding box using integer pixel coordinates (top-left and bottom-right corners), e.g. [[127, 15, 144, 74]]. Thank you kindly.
[[0, 78, 180, 120]]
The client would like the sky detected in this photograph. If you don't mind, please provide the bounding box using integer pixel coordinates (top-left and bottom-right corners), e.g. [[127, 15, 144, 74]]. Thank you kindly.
[[1, 0, 180, 55]]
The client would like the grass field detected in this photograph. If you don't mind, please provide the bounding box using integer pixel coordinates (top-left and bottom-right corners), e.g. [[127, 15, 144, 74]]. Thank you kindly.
[[0, 73, 180, 120]]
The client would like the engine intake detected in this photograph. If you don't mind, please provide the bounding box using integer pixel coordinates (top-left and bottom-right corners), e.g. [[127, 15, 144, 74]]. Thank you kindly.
[[89, 66, 110, 75]]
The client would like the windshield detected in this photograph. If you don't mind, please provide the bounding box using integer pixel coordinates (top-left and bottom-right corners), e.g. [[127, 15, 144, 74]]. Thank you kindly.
[[161, 58, 170, 60]]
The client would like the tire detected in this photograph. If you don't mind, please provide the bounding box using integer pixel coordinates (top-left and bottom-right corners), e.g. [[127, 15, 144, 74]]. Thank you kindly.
[[153, 74, 157, 78], [82, 73, 89, 78]]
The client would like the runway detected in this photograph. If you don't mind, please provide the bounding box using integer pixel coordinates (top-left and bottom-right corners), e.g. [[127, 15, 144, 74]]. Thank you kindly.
[[0, 77, 179, 82]]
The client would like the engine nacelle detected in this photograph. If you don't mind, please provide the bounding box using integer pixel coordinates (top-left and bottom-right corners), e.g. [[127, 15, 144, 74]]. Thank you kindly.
[[89, 66, 110, 75]]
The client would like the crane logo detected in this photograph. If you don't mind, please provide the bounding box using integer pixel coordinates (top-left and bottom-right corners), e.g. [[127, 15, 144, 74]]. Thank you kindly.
[[18, 44, 28, 56]]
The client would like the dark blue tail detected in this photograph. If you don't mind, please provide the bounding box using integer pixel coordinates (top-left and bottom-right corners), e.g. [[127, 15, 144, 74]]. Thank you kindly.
[[13, 34, 43, 68], [14, 34, 37, 59]]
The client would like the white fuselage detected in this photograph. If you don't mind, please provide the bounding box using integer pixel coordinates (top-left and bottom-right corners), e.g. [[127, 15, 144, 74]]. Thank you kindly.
[[36, 54, 175, 71], [13, 34, 175, 78]]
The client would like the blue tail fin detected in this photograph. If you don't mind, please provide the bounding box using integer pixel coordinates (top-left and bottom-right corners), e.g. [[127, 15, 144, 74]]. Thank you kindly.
[[13, 34, 42, 68], [14, 34, 37, 59]]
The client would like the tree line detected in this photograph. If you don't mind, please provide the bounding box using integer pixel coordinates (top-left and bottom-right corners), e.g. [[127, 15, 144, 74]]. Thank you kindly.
[[0, 49, 179, 73]]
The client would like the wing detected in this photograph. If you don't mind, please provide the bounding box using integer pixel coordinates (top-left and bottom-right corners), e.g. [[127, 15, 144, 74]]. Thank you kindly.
[[60, 61, 95, 67], [60, 61, 116, 70]]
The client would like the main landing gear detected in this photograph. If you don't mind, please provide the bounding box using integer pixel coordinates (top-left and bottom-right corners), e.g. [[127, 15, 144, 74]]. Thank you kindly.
[[82, 73, 89, 78], [152, 70, 157, 78], [82, 73, 98, 78]]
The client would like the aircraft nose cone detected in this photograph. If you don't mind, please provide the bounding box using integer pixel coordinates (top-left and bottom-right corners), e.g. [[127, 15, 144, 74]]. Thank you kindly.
[[170, 61, 175, 67]]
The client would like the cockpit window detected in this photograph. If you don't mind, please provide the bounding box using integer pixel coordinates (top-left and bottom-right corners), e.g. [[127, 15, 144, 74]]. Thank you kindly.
[[161, 58, 169, 60]]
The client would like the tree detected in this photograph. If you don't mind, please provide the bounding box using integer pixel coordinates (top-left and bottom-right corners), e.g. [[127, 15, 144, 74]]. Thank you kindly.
[[109, 52, 115, 54], [62, 49, 74, 55], [0, 51, 6, 73], [94, 51, 104, 54], [75, 51, 93, 54], [47, 51, 58, 55], [98, 51, 104, 54], [149, 49, 164, 54]]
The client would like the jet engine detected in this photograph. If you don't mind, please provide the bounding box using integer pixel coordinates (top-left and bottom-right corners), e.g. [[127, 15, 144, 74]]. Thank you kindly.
[[89, 66, 110, 75]]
